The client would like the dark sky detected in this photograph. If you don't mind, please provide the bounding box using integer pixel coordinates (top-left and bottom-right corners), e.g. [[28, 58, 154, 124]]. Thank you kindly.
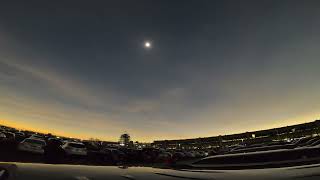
[[1, 0, 320, 141]]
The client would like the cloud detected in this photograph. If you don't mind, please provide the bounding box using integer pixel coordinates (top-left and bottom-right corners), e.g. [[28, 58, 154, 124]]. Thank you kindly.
[[0, 58, 193, 141], [0, 59, 106, 107]]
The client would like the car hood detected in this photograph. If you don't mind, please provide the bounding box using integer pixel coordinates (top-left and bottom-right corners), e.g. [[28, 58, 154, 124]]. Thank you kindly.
[[1, 162, 320, 180]]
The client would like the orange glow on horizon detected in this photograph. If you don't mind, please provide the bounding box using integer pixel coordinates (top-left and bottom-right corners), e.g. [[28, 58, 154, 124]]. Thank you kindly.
[[0, 119, 47, 133], [2, 113, 320, 142], [0, 119, 118, 141]]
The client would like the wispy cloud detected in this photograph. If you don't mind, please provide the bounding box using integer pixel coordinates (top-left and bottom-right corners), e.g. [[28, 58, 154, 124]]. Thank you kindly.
[[0, 59, 106, 108]]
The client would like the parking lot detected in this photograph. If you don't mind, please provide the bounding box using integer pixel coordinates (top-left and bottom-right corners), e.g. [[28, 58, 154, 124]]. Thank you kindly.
[[3, 125, 320, 170], [0, 131, 204, 167]]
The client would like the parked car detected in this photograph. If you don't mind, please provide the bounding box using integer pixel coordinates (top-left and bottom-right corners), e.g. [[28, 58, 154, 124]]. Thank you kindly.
[[18, 138, 46, 154], [198, 151, 209, 157], [140, 148, 159, 163], [14, 132, 26, 142], [43, 138, 65, 163], [2, 131, 15, 141], [83, 141, 101, 151], [172, 152, 186, 161], [61, 142, 87, 156], [0, 133, 6, 141], [298, 136, 320, 147], [184, 151, 196, 158], [30, 134, 44, 140], [306, 138, 320, 147], [191, 151, 202, 158], [155, 152, 172, 164], [102, 148, 126, 164], [47, 138, 63, 146], [15, 132, 25, 137]]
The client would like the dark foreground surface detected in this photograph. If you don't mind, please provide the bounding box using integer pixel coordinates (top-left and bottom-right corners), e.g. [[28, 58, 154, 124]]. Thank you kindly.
[[1, 162, 320, 180]]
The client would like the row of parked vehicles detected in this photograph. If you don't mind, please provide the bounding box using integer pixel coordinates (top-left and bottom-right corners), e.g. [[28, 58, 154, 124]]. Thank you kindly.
[[0, 128, 209, 165], [227, 136, 320, 154], [187, 136, 320, 169], [0, 130, 88, 156], [5, 126, 320, 169], [17, 137, 87, 156]]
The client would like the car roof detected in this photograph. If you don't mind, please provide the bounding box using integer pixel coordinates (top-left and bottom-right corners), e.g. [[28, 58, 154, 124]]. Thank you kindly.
[[25, 138, 45, 142], [66, 141, 84, 145], [3, 131, 15, 134], [32, 134, 43, 137]]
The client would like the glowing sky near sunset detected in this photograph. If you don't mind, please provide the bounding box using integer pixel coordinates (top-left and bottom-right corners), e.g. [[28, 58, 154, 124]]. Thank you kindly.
[[1, 1, 320, 142]]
